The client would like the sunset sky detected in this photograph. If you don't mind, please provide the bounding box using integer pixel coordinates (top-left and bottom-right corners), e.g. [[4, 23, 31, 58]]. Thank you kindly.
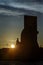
[[0, 15, 24, 48], [0, 0, 43, 48]]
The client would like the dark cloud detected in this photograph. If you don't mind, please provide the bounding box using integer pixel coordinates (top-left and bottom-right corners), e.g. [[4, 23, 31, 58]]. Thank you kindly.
[[0, 0, 43, 4], [0, 0, 43, 16]]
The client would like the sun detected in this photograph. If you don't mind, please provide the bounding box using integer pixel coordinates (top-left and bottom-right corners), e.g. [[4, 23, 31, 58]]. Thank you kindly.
[[11, 44, 15, 48]]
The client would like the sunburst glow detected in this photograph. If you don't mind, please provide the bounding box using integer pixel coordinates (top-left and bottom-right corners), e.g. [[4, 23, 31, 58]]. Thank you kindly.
[[11, 44, 15, 48]]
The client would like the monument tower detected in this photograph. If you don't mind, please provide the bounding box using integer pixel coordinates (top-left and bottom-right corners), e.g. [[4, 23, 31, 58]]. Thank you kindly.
[[16, 15, 39, 59], [21, 15, 39, 59]]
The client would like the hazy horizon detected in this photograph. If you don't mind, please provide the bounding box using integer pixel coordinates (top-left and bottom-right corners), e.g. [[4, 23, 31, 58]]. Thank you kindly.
[[0, 15, 24, 48]]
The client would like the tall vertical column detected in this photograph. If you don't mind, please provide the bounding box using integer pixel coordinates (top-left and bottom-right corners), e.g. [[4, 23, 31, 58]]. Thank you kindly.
[[21, 15, 39, 49], [21, 15, 39, 59]]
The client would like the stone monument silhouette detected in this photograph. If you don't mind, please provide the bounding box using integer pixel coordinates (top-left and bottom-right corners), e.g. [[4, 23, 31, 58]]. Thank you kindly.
[[16, 15, 39, 60]]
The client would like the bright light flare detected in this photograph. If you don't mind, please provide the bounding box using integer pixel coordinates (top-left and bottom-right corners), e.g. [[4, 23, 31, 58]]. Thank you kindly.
[[11, 44, 15, 48]]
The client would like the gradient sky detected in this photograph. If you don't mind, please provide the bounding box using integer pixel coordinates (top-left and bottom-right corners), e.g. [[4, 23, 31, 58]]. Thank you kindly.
[[0, 0, 43, 48], [0, 15, 24, 48]]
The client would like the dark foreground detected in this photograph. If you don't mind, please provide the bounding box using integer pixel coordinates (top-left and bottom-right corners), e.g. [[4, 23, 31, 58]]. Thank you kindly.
[[0, 48, 43, 65], [0, 60, 43, 65]]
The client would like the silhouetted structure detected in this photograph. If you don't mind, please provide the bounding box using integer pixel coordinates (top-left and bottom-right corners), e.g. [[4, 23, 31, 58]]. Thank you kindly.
[[16, 15, 39, 60], [0, 15, 43, 61], [16, 38, 19, 45], [21, 15, 39, 48]]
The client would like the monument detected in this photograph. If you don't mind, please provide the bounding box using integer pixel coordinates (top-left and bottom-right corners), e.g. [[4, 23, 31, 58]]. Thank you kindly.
[[16, 15, 39, 60]]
